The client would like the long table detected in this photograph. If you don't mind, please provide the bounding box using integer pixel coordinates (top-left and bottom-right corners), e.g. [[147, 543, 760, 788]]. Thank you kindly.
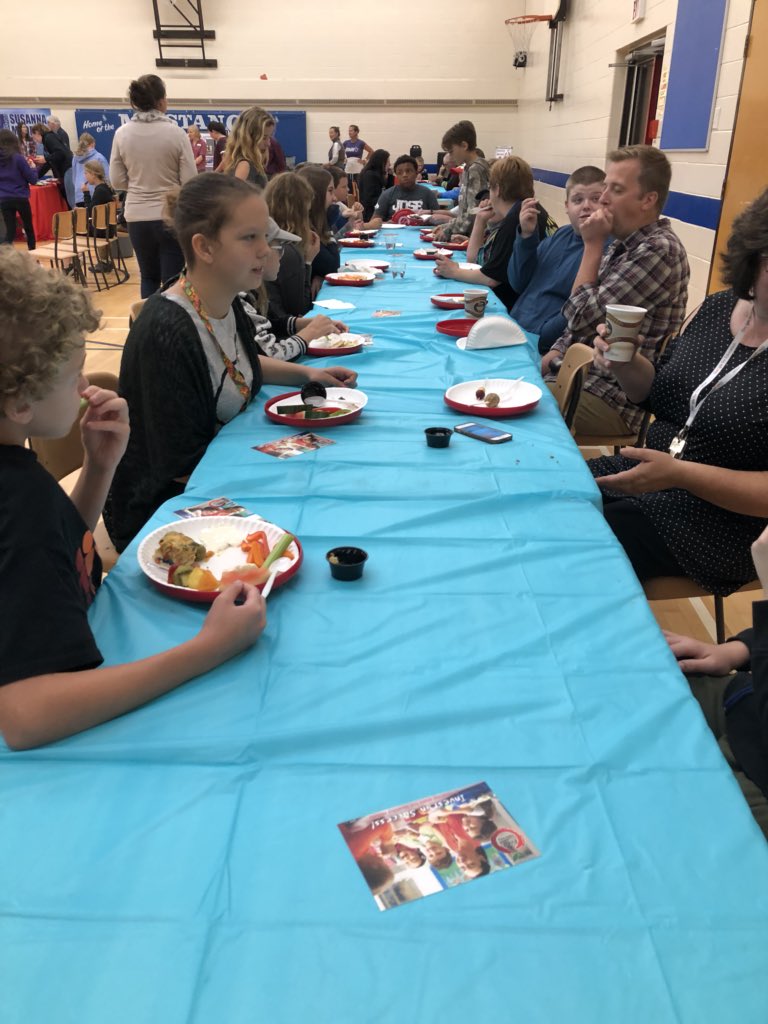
[[3, 228, 768, 1022]]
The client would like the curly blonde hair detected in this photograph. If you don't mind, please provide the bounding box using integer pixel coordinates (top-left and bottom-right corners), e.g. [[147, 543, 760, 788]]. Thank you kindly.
[[222, 106, 273, 177], [0, 249, 100, 411]]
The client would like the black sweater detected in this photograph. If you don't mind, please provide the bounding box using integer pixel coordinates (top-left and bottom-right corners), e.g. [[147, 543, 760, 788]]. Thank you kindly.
[[38, 130, 72, 179], [105, 293, 263, 552], [266, 241, 312, 319]]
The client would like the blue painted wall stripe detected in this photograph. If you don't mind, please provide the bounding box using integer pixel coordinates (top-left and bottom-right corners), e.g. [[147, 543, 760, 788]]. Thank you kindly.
[[531, 166, 721, 232]]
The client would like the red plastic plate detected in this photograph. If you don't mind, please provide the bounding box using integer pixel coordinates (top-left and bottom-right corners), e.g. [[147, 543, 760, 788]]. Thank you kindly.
[[431, 293, 465, 310], [264, 388, 368, 427], [436, 318, 477, 337]]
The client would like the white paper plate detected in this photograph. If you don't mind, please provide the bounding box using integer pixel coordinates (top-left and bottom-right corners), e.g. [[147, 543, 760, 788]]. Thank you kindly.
[[345, 259, 390, 272], [308, 333, 368, 352], [273, 387, 369, 414], [444, 378, 543, 416], [457, 316, 528, 350], [138, 515, 300, 599], [381, 222, 407, 230]]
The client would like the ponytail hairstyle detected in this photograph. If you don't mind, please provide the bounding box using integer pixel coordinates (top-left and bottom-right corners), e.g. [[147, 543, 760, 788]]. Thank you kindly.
[[76, 132, 96, 157], [164, 172, 262, 268], [223, 106, 274, 178], [264, 172, 315, 260], [128, 74, 166, 112], [296, 164, 334, 243]]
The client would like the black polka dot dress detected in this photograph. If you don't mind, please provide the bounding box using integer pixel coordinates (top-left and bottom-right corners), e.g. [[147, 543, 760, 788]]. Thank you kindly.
[[588, 290, 768, 595]]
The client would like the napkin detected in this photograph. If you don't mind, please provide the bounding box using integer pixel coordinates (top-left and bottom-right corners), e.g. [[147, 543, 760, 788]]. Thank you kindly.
[[313, 299, 356, 311], [462, 316, 528, 350]]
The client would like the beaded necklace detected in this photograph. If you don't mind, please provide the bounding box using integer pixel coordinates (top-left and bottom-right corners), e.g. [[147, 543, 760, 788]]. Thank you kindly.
[[179, 275, 250, 410]]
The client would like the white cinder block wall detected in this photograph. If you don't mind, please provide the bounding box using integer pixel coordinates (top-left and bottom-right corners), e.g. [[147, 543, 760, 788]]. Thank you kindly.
[[512, 0, 753, 311], [0, 0, 751, 307]]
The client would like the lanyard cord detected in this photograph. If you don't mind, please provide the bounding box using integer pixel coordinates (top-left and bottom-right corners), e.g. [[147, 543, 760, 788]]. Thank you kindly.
[[180, 275, 251, 412], [680, 311, 768, 437]]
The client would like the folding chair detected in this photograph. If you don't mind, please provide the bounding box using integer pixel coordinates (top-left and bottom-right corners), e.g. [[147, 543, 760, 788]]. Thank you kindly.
[[643, 577, 762, 645], [551, 343, 595, 432], [107, 201, 131, 284], [35, 211, 87, 286], [88, 203, 118, 289], [74, 205, 110, 292]]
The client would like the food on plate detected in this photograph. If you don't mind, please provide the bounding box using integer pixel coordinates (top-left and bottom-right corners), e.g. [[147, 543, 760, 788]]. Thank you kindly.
[[167, 565, 220, 590], [241, 530, 271, 566], [331, 272, 372, 281], [313, 334, 361, 349], [475, 387, 486, 400], [154, 531, 207, 566], [160, 528, 296, 591], [199, 525, 243, 552], [219, 565, 271, 588], [274, 402, 359, 419], [484, 393, 500, 408]]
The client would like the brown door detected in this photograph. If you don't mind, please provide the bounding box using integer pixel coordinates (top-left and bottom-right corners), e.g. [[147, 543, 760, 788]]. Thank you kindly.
[[708, 0, 768, 292]]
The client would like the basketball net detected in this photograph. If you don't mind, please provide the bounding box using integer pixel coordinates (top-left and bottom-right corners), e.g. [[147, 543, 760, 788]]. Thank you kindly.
[[505, 14, 551, 68]]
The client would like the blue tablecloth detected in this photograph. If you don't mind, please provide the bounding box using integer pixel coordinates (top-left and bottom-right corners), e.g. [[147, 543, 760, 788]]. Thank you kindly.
[[3, 227, 768, 1023]]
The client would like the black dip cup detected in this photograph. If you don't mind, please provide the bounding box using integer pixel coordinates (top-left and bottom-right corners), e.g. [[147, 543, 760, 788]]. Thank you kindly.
[[425, 427, 452, 448], [326, 547, 368, 581]]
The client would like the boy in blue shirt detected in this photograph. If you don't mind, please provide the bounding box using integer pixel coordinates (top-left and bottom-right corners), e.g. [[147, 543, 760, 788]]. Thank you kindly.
[[508, 165, 606, 354], [0, 248, 266, 750]]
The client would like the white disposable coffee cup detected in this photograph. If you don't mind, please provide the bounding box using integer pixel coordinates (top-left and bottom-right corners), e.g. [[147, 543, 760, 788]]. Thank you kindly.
[[464, 290, 488, 319], [604, 304, 646, 361]]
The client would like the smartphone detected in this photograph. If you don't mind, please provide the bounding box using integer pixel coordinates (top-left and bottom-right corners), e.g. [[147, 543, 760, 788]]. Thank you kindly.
[[454, 422, 513, 444]]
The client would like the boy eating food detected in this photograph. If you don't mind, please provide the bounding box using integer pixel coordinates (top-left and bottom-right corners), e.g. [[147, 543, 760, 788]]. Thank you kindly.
[[0, 249, 266, 750]]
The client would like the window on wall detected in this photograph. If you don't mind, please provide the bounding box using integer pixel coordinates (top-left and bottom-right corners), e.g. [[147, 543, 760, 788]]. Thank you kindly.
[[618, 37, 665, 147]]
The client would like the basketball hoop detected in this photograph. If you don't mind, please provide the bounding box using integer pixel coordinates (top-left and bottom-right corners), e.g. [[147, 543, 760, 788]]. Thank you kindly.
[[505, 14, 552, 68]]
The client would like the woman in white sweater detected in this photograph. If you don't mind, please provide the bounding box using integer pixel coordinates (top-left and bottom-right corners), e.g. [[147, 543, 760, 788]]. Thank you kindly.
[[110, 74, 196, 297]]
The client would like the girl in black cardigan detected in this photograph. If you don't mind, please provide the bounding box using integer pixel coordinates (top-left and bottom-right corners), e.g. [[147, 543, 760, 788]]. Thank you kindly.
[[106, 174, 357, 551], [81, 161, 117, 271]]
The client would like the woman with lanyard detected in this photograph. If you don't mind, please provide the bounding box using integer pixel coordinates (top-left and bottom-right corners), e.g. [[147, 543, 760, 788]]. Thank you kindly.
[[587, 188, 768, 596], [105, 173, 356, 553]]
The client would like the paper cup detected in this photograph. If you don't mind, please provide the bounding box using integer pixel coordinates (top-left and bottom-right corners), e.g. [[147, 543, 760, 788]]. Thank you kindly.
[[604, 304, 646, 339], [604, 305, 646, 362], [464, 290, 488, 319], [603, 340, 636, 362]]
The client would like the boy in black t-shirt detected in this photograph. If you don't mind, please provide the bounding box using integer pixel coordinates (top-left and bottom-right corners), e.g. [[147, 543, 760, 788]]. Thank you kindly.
[[0, 249, 266, 750], [362, 155, 439, 229]]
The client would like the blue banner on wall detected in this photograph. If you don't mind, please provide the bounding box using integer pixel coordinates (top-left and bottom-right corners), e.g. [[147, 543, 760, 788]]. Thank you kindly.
[[75, 108, 307, 166], [0, 107, 51, 130]]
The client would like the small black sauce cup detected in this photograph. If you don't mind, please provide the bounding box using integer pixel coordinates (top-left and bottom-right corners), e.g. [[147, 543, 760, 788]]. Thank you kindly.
[[425, 427, 452, 448], [326, 547, 368, 581]]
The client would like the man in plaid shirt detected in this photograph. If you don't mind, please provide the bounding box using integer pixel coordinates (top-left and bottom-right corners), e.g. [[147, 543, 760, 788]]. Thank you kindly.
[[542, 145, 689, 436]]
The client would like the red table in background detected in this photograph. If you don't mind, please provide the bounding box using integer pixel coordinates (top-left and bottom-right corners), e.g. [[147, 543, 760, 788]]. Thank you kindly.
[[15, 182, 68, 243]]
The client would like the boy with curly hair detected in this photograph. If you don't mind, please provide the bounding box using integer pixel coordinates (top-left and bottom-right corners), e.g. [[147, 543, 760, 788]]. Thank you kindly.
[[0, 249, 266, 750]]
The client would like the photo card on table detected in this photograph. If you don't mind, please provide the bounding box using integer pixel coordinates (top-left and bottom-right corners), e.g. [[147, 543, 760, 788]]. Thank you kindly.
[[338, 781, 539, 911], [174, 496, 251, 518], [253, 432, 336, 459]]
